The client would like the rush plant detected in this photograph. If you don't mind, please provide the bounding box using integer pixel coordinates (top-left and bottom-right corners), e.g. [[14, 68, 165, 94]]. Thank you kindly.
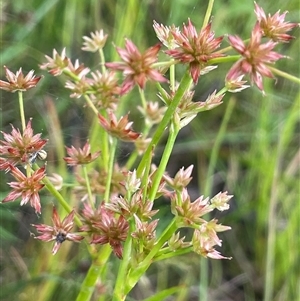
[[0, 2, 299, 301]]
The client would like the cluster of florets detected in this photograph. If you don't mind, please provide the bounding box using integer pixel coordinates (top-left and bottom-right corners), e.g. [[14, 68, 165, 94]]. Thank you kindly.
[[0, 1, 297, 259]]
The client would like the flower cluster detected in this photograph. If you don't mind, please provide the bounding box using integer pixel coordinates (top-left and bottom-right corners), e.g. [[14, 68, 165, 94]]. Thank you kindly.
[[0, 5, 297, 296]]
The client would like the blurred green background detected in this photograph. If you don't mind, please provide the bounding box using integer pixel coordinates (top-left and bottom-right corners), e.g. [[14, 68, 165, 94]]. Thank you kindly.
[[0, 0, 299, 300]]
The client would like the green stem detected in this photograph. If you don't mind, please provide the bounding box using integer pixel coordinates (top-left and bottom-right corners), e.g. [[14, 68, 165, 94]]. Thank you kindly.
[[169, 60, 175, 92], [199, 96, 236, 301], [83, 94, 99, 115], [204, 96, 236, 196], [149, 120, 180, 202], [268, 66, 300, 85], [104, 137, 117, 202], [82, 165, 95, 210], [137, 70, 192, 178], [40, 172, 82, 227], [125, 218, 178, 295], [76, 245, 112, 301], [99, 48, 106, 73], [112, 219, 134, 301], [202, 0, 214, 28], [18, 91, 26, 131]]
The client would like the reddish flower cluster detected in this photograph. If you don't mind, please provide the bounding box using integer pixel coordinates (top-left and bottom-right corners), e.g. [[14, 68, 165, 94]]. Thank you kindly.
[[80, 203, 129, 258], [0, 119, 48, 167], [165, 19, 224, 84], [0, 66, 42, 92], [32, 207, 84, 254], [3, 165, 46, 214], [106, 39, 167, 94]]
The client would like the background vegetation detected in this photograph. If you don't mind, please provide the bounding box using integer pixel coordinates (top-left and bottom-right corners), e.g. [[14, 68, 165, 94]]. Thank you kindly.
[[0, 0, 299, 300]]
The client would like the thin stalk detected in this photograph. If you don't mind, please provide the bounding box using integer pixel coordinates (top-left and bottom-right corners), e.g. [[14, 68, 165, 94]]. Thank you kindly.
[[38, 167, 82, 226], [99, 48, 106, 73], [137, 70, 192, 178], [199, 96, 236, 301], [82, 165, 95, 210], [125, 218, 178, 295], [76, 245, 112, 301], [268, 66, 300, 85], [149, 120, 180, 202], [18, 91, 26, 131], [263, 136, 280, 301], [202, 0, 214, 28], [104, 137, 117, 202], [112, 219, 134, 301]]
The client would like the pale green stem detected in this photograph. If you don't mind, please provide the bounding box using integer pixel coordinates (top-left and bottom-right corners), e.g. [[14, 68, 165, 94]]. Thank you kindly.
[[112, 219, 134, 301], [169, 60, 175, 92], [18, 91, 26, 131], [39, 168, 82, 226], [99, 48, 106, 73], [202, 0, 214, 28], [76, 245, 112, 301], [82, 165, 95, 210], [83, 94, 99, 115], [199, 96, 236, 301], [268, 66, 300, 85], [148, 120, 180, 202], [137, 70, 192, 178], [125, 218, 178, 295], [104, 137, 117, 202]]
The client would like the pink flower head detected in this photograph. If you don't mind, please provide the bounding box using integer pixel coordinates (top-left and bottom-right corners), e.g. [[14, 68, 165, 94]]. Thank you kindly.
[[106, 39, 167, 94], [2, 165, 45, 214], [63, 141, 100, 166], [32, 207, 84, 254], [0, 119, 48, 166], [88, 206, 129, 259], [40, 48, 70, 76], [0, 66, 42, 92], [227, 23, 284, 92], [166, 19, 224, 84], [254, 2, 299, 42], [98, 112, 140, 142]]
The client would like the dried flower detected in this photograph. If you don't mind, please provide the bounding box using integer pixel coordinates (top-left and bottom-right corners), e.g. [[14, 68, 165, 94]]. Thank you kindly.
[[137, 101, 167, 126], [107, 190, 159, 220], [171, 189, 213, 226], [153, 21, 180, 49], [106, 39, 167, 94], [254, 2, 299, 42], [32, 207, 84, 254], [2, 165, 45, 214], [227, 23, 284, 92], [0, 66, 42, 92], [89, 70, 121, 109], [64, 141, 100, 166], [40, 48, 69, 76], [47, 173, 63, 190], [0, 119, 48, 166], [164, 165, 194, 191], [192, 228, 231, 260], [210, 191, 232, 211], [98, 112, 140, 142], [166, 19, 224, 84], [131, 215, 159, 245], [168, 232, 191, 251], [89, 207, 129, 259], [225, 74, 250, 93], [82, 30, 108, 52]]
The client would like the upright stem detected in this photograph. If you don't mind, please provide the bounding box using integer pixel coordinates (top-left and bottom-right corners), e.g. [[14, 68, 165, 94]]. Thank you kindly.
[[18, 91, 26, 131], [149, 120, 180, 202], [137, 70, 192, 177], [199, 97, 236, 301], [104, 137, 117, 202], [82, 165, 95, 210]]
